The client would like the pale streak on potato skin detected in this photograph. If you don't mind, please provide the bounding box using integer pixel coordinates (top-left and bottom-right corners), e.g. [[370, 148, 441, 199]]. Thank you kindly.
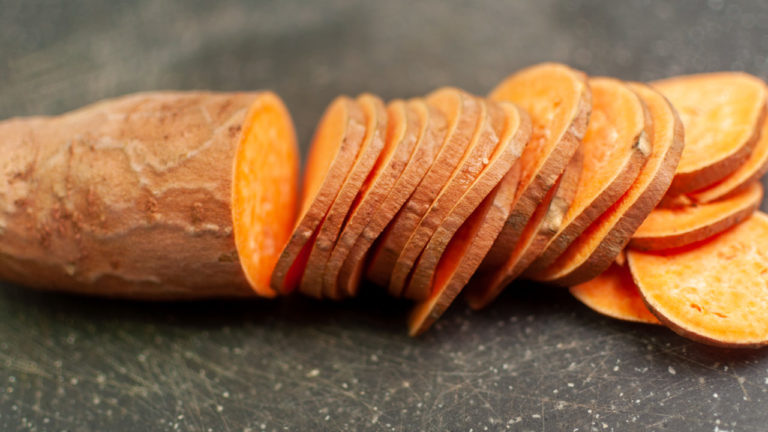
[[0, 92, 266, 299]]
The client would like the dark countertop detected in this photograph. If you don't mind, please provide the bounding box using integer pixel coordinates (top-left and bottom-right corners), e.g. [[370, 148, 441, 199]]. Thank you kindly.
[[2, 1, 768, 431]]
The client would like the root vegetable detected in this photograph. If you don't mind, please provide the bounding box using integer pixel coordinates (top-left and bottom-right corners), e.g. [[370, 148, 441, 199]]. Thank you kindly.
[[630, 182, 763, 251], [628, 212, 768, 347]]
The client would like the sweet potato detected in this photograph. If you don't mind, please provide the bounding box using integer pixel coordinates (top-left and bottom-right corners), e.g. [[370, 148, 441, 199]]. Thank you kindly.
[[0, 91, 299, 299], [318, 99, 415, 299], [628, 212, 768, 347], [299, 94, 387, 298], [480, 63, 591, 272], [404, 101, 531, 301], [532, 82, 684, 286], [569, 263, 660, 325], [630, 182, 763, 251], [408, 166, 521, 336], [688, 116, 768, 203], [652, 72, 768, 194], [525, 78, 652, 277], [367, 88, 480, 289], [337, 100, 447, 297], [465, 149, 582, 310], [271, 96, 366, 295]]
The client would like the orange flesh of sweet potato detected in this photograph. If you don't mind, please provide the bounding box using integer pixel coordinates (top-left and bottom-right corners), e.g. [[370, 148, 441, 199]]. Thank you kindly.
[[569, 263, 660, 325], [408, 166, 521, 336], [630, 182, 763, 251], [628, 212, 768, 347], [321, 100, 418, 299], [0, 92, 298, 299], [480, 63, 591, 272], [389, 100, 507, 298], [652, 72, 768, 194], [300, 94, 388, 298], [404, 102, 531, 301], [689, 115, 768, 203], [338, 100, 446, 297], [525, 77, 653, 277], [464, 148, 582, 310], [366, 89, 480, 289], [233, 92, 300, 297], [534, 82, 684, 286], [271, 97, 367, 295]]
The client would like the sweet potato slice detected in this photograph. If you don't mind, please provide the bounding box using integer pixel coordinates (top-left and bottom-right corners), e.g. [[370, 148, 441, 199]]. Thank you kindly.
[[404, 102, 531, 301], [465, 149, 582, 310], [233, 92, 300, 297], [337, 100, 447, 297], [628, 212, 768, 347], [300, 94, 388, 298], [525, 78, 653, 277], [271, 97, 366, 295], [689, 116, 768, 203], [408, 166, 521, 336], [0, 92, 298, 299], [569, 263, 660, 325], [652, 72, 767, 194], [630, 182, 763, 251], [366, 89, 481, 289], [319, 99, 420, 299], [480, 62, 591, 272], [533, 82, 684, 286]]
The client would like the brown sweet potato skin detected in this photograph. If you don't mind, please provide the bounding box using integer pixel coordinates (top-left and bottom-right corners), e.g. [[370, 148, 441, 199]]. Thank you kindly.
[[0, 92, 269, 299]]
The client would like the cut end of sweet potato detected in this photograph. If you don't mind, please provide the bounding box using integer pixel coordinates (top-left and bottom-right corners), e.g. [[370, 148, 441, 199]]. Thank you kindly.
[[631, 182, 763, 251], [653, 72, 768, 194], [232, 93, 299, 297], [570, 263, 660, 325], [629, 212, 768, 347]]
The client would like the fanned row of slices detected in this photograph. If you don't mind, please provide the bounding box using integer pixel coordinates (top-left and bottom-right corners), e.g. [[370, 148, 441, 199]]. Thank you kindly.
[[270, 62, 768, 347]]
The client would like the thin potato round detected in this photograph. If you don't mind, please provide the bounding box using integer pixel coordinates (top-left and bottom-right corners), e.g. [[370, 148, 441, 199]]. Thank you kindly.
[[630, 182, 763, 251], [652, 72, 767, 194], [465, 149, 582, 310], [408, 166, 521, 336], [534, 82, 684, 286], [689, 116, 768, 203], [338, 100, 447, 297], [570, 264, 660, 325], [320, 100, 417, 299], [271, 97, 366, 295], [628, 212, 768, 347], [526, 78, 653, 277], [299, 94, 388, 298], [404, 102, 531, 301], [367, 88, 480, 289], [480, 63, 591, 272]]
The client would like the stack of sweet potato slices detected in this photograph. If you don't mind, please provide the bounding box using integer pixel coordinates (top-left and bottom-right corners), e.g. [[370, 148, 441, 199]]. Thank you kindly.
[[272, 65, 768, 346]]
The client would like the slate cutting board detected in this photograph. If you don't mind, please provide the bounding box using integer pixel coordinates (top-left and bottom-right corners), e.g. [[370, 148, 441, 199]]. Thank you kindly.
[[2, 1, 768, 430]]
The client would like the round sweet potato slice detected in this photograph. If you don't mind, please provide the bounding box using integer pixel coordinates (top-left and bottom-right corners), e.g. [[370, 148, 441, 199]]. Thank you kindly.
[[319, 99, 418, 299], [480, 62, 591, 272], [533, 82, 684, 286], [271, 97, 366, 295], [652, 72, 768, 194], [628, 212, 768, 347], [525, 77, 653, 277], [465, 148, 582, 310], [300, 94, 388, 298], [337, 100, 447, 297], [630, 182, 763, 251], [689, 115, 768, 203], [366, 89, 481, 290], [408, 166, 521, 336], [569, 263, 660, 325], [404, 102, 531, 301]]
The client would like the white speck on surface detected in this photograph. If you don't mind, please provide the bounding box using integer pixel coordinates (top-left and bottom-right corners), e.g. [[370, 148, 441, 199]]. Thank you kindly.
[[216, 405, 223, 413], [306, 369, 320, 378], [668, 366, 677, 375], [713, 393, 719, 398]]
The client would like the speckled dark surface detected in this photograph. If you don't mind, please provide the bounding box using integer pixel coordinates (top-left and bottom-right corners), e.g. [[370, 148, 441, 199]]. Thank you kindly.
[[2, 1, 768, 431]]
